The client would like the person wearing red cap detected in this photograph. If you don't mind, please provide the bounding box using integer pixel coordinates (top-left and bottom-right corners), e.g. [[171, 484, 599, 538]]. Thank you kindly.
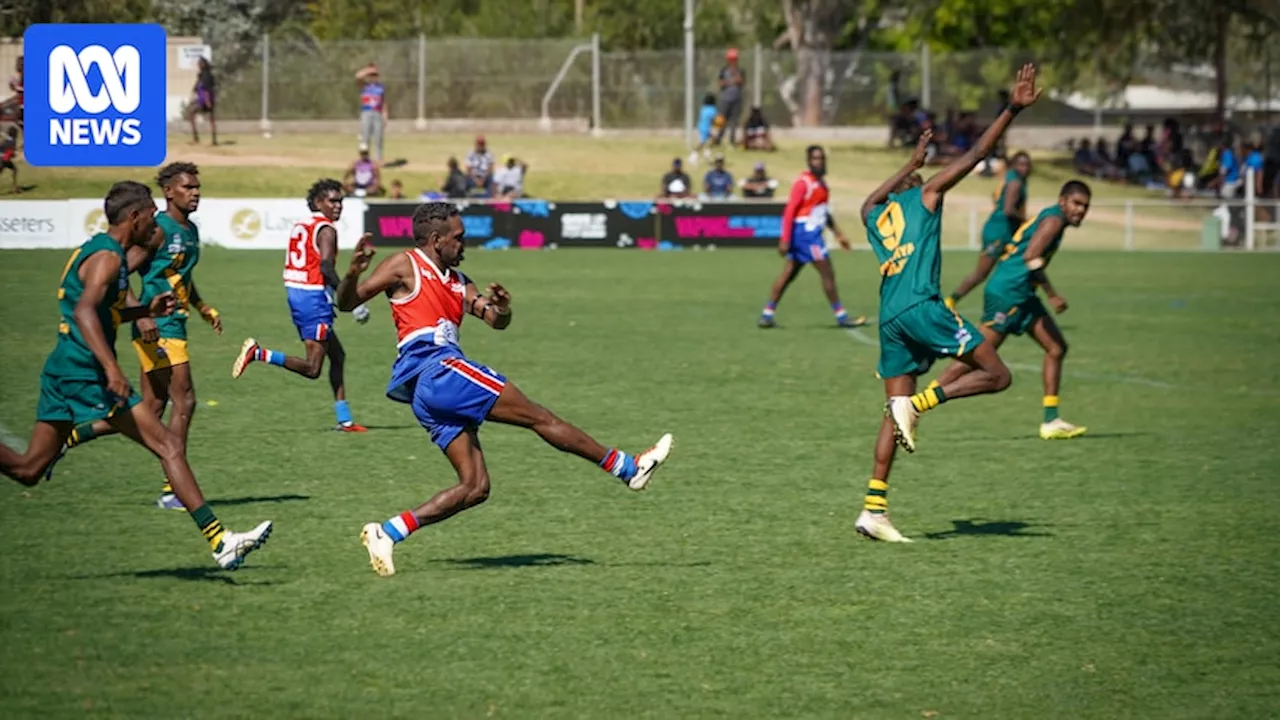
[[715, 48, 745, 147]]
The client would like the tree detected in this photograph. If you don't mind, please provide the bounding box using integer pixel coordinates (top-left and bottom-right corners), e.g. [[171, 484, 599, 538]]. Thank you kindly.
[[773, 0, 882, 126]]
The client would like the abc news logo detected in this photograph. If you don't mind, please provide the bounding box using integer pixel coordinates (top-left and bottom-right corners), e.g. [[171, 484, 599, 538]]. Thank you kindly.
[[48, 45, 143, 146], [24, 24, 166, 167]]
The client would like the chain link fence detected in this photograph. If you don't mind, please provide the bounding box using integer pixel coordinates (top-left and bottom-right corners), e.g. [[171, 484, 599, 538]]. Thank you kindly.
[[205, 37, 1275, 130]]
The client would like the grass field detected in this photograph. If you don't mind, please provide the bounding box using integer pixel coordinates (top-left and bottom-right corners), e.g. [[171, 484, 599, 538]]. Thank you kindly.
[[1, 246, 1278, 718], [6, 132, 1213, 250]]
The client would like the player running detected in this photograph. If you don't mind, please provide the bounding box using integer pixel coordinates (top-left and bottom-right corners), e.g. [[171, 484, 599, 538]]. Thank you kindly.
[[333, 202, 674, 577], [59, 163, 223, 510], [930, 180, 1092, 440], [0, 181, 271, 569], [855, 64, 1041, 543], [231, 179, 369, 431], [758, 145, 867, 329], [946, 151, 1032, 309]]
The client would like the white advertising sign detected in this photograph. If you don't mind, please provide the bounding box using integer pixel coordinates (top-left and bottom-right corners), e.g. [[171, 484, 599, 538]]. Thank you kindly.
[[177, 45, 212, 70], [194, 199, 368, 249], [1, 198, 368, 250], [0, 201, 71, 248]]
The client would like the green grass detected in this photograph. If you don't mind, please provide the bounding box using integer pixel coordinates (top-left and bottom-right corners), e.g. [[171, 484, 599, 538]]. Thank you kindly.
[[1, 247, 1278, 718], [9, 133, 1209, 249]]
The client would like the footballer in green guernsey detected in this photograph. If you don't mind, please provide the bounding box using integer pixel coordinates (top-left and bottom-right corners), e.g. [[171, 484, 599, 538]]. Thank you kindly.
[[931, 180, 1092, 440], [945, 151, 1032, 309], [0, 181, 272, 570], [853, 64, 1041, 544], [60, 163, 226, 512]]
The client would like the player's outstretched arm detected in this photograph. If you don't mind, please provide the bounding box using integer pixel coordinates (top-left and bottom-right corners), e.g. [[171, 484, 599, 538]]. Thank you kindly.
[[1024, 215, 1066, 309], [465, 281, 512, 330], [921, 63, 1042, 212], [335, 235, 400, 311], [861, 129, 931, 223]]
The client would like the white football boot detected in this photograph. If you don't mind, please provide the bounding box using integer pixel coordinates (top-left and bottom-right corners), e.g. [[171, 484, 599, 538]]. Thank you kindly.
[[627, 433, 674, 491], [885, 396, 920, 453], [856, 510, 913, 543], [213, 521, 273, 569], [231, 338, 258, 379], [1040, 418, 1087, 440], [361, 522, 397, 577]]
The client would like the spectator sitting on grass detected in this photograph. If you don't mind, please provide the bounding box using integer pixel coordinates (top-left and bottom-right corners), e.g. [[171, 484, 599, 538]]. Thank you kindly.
[[742, 106, 775, 151], [343, 144, 382, 197], [1073, 138, 1102, 176], [703, 154, 734, 199], [388, 179, 405, 200], [441, 156, 470, 199], [0, 125, 18, 194], [739, 162, 777, 198], [659, 157, 692, 199], [493, 154, 528, 199]]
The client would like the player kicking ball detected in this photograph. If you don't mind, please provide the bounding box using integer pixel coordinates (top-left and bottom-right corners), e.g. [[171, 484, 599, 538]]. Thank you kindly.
[[0, 181, 271, 569], [334, 202, 674, 577], [855, 64, 1042, 543], [929, 180, 1092, 440], [231, 179, 369, 431]]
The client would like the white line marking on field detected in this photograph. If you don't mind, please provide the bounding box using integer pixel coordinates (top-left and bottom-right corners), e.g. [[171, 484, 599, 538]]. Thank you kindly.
[[842, 328, 1171, 390], [0, 419, 27, 453], [844, 327, 879, 347]]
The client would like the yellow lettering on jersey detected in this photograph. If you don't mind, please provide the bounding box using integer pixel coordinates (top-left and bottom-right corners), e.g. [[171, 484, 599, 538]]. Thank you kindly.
[[879, 242, 915, 277], [875, 201, 907, 252]]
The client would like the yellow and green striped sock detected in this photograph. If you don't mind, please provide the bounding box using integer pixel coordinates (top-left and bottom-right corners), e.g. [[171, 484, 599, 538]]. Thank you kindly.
[[1044, 395, 1060, 423], [66, 422, 97, 448], [190, 504, 226, 551], [864, 478, 889, 515], [161, 481, 173, 494], [910, 385, 947, 413]]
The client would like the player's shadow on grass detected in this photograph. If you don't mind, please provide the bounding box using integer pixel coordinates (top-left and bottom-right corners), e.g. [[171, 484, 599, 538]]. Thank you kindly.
[[439, 553, 596, 570], [210, 493, 311, 506], [1006, 432, 1149, 441], [70, 566, 277, 586], [923, 518, 1053, 541]]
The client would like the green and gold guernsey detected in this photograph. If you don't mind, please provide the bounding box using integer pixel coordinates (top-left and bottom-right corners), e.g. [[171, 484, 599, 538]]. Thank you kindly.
[[986, 168, 1026, 231], [986, 204, 1067, 305], [46, 233, 130, 380], [865, 186, 944, 322], [135, 211, 200, 340]]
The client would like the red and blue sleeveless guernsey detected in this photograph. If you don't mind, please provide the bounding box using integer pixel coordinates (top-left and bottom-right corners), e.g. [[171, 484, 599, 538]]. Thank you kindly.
[[282, 214, 335, 291]]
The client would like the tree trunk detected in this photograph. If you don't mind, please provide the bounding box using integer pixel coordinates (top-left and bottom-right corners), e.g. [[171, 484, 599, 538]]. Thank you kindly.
[[1214, 4, 1228, 124]]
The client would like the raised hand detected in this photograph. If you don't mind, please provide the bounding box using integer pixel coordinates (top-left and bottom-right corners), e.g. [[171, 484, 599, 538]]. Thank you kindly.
[[1009, 63, 1042, 109], [486, 283, 511, 310], [911, 128, 933, 169], [350, 233, 376, 274]]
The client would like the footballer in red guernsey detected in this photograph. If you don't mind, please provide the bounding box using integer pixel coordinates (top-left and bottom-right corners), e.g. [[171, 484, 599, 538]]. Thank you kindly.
[[758, 145, 867, 329], [231, 179, 368, 431], [335, 202, 674, 577]]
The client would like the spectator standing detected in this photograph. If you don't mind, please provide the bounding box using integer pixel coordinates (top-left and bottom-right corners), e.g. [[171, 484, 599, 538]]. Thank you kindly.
[[186, 56, 217, 146], [1245, 137, 1265, 197], [465, 135, 495, 197], [714, 48, 745, 147], [659, 158, 692, 198], [690, 93, 720, 164], [6, 55, 22, 134], [355, 63, 387, 162], [703, 155, 734, 199], [740, 162, 778, 198], [1220, 137, 1243, 197], [493, 155, 528, 199]]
